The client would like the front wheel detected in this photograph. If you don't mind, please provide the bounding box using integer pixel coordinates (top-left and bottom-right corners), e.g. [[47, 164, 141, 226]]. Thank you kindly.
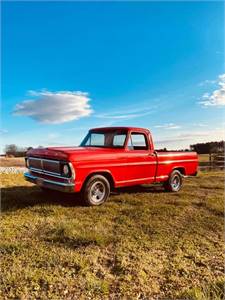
[[81, 175, 110, 206], [163, 170, 183, 192]]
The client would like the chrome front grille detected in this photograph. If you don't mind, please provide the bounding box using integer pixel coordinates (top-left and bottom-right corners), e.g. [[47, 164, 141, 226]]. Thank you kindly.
[[28, 157, 61, 175], [42, 159, 60, 174], [29, 157, 42, 170]]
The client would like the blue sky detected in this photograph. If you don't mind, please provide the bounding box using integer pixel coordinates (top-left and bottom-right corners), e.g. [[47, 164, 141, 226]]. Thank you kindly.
[[1, 1, 224, 152]]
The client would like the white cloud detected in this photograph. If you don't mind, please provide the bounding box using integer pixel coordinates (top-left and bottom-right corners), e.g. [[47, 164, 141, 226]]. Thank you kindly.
[[192, 123, 208, 127], [13, 90, 93, 124], [96, 108, 154, 120], [200, 74, 225, 106], [154, 123, 181, 130], [198, 79, 216, 87]]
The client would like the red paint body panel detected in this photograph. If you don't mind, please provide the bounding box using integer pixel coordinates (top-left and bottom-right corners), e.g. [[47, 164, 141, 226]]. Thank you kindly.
[[27, 127, 198, 192]]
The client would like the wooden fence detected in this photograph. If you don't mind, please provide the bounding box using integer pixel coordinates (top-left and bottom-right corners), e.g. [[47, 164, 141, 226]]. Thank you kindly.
[[199, 153, 224, 170]]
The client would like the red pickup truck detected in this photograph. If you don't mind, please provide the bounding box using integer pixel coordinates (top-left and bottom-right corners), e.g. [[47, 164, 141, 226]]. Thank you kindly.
[[24, 127, 198, 206]]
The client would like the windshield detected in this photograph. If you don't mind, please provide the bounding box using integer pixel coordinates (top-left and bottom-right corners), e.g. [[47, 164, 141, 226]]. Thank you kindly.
[[80, 130, 128, 148]]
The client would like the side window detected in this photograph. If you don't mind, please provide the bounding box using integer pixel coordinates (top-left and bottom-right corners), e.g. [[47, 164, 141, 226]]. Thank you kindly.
[[90, 133, 105, 146], [113, 134, 126, 147], [129, 133, 148, 150]]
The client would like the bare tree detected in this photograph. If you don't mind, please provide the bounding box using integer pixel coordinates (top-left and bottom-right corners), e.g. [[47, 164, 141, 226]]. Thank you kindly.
[[4, 144, 18, 156]]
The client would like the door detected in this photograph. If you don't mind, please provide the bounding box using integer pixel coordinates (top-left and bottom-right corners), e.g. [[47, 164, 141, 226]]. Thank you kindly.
[[124, 132, 157, 184]]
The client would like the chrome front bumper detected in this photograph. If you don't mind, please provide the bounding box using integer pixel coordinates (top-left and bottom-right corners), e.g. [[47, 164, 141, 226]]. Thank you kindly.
[[24, 172, 75, 193]]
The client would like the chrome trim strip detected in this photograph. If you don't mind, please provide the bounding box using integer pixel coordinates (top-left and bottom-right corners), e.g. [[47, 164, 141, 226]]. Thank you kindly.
[[79, 162, 157, 168], [78, 159, 196, 169], [24, 172, 75, 187], [25, 173, 37, 180], [28, 157, 60, 164], [69, 162, 76, 180], [159, 159, 197, 164], [117, 177, 154, 184], [120, 162, 157, 166], [29, 168, 71, 179], [157, 153, 196, 157], [155, 175, 168, 179], [30, 167, 60, 176]]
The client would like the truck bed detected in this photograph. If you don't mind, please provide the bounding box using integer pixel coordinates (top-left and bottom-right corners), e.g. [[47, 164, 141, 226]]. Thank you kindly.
[[155, 151, 198, 179]]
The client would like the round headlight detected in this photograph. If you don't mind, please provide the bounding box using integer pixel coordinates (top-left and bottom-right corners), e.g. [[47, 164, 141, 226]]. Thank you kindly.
[[63, 164, 69, 176]]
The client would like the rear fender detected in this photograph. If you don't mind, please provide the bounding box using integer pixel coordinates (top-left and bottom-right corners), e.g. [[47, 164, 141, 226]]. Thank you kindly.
[[172, 166, 186, 176]]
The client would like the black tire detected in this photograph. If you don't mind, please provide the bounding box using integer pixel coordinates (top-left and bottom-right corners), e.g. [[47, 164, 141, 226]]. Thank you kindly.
[[163, 170, 183, 192], [81, 175, 110, 206]]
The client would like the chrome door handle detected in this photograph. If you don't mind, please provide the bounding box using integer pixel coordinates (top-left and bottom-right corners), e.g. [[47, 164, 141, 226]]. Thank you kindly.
[[148, 153, 155, 156]]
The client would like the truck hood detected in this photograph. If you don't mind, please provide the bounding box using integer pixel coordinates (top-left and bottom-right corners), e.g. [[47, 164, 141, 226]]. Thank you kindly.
[[27, 146, 122, 161]]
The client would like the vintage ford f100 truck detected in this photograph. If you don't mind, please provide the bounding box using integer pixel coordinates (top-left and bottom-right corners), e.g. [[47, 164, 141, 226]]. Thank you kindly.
[[24, 127, 198, 206]]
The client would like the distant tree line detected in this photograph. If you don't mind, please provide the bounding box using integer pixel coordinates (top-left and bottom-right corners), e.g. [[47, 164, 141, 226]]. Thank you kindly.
[[4, 141, 225, 156], [190, 141, 225, 154], [4, 144, 33, 157]]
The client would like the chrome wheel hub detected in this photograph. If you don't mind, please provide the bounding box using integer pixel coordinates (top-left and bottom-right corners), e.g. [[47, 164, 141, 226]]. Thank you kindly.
[[90, 181, 106, 203], [171, 175, 180, 191]]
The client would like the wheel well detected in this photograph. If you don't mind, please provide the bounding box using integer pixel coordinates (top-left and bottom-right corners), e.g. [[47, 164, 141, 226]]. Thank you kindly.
[[82, 172, 115, 190], [173, 167, 186, 175]]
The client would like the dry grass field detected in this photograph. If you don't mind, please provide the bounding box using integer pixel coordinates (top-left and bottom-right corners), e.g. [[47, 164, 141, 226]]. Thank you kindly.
[[0, 157, 25, 167], [198, 154, 210, 163], [0, 170, 224, 299]]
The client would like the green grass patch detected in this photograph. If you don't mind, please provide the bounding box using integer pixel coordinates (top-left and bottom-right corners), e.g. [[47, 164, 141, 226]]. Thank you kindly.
[[0, 171, 224, 299]]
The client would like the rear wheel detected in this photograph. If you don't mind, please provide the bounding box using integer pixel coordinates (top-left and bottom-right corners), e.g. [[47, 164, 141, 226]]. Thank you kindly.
[[163, 170, 183, 192], [81, 175, 110, 206]]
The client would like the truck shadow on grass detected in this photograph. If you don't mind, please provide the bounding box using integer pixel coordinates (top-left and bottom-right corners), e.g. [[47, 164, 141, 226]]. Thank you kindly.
[[1, 186, 82, 212], [1, 184, 165, 212]]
